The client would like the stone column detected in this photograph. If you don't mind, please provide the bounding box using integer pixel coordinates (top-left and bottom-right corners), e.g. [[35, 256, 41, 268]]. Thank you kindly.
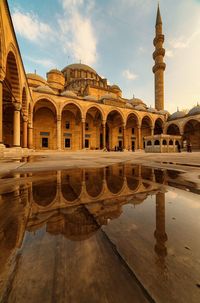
[[23, 116, 28, 148], [137, 125, 141, 150], [57, 115, 61, 150], [151, 127, 154, 136], [122, 125, 126, 150], [13, 102, 21, 147], [102, 121, 106, 149], [28, 123, 33, 149], [82, 119, 85, 149], [0, 80, 3, 146]]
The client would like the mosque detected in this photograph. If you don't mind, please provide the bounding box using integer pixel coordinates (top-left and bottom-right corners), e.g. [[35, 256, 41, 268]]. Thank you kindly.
[[0, 0, 199, 155]]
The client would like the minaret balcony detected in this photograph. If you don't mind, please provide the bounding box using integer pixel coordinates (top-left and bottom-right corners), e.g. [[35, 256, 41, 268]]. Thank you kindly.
[[153, 48, 165, 60], [152, 63, 166, 73], [153, 34, 165, 46]]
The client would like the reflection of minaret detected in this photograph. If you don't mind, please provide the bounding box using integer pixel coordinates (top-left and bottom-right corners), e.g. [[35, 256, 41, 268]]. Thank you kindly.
[[153, 4, 166, 111], [154, 192, 168, 258]]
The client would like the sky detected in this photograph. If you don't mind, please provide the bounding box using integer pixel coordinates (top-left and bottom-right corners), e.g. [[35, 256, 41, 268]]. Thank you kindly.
[[7, 0, 200, 113]]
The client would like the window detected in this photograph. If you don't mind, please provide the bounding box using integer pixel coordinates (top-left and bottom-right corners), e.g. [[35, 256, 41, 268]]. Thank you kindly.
[[119, 127, 122, 133], [147, 141, 152, 146], [154, 140, 160, 145], [85, 122, 89, 131], [42, 137, 48, 148], [85, 139, 89, 148], [163, 140, 167, 145], [65, 121, 70, 129], [65, 138, 71, 148], [132, 128, 135, 135], [169, 140, 173, 145]]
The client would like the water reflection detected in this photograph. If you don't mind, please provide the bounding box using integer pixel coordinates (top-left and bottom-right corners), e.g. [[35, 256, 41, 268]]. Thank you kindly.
[[0, 164, 199, 303]]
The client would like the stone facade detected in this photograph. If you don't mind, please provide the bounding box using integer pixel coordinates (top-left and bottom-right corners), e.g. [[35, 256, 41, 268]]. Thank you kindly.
[[0, 1, 199, 155]]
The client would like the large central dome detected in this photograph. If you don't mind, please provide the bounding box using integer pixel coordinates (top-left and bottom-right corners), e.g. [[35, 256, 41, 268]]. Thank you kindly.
[[62, 63, 97, 74]]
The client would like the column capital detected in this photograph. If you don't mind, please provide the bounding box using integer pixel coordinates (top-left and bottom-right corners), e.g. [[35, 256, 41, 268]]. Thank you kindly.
[[23, 115, 28, 122], [57, 115, 61, 122], [13, 102, 22, 111], [102, 120, 106, 126], [81, 118, 85, 123]]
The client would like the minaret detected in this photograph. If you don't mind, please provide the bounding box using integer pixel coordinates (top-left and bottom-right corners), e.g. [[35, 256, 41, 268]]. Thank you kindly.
[[153, 4, 166, 111]]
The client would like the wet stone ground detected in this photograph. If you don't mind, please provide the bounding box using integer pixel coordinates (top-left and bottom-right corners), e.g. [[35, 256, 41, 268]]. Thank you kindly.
[[0, 164, 200, 303]]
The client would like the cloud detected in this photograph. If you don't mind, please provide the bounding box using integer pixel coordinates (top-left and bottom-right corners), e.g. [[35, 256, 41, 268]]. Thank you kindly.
[[12, 10, 53, 42], [58, 0, 97, 65], [165, 49, 174, 58], [123, 69, 138, 80], [26, 57, 55, 68]]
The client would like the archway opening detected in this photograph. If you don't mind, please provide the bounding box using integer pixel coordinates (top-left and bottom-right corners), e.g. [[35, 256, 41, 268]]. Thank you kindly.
[[85, 107, 103, 150], [61, 103, 82, 150], [33, 99, 57, 150], [85, 168, 104, 197], [61, 169, 82, 202], [183, 119, 200, 150], [154, 118, 163, 135], [167, 124, 180, 135], [126, 113, 139, 151], [106, 110, 124, 151], [141, 116, 152, 149]]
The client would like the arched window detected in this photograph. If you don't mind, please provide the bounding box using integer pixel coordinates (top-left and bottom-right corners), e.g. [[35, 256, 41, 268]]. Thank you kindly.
[[154, 140, 160, 145], [175, 140, 179, 145], [169, 140, 173, 145], [147, 141, 152, 146], [163, 140, 167, 145]]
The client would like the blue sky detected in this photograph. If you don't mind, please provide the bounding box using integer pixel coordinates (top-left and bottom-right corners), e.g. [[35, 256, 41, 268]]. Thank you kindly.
[[7, 0, 200, 113]]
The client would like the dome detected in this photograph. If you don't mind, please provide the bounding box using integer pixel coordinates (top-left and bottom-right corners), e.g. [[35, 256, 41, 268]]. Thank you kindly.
[[61, 90, 77, 97], [47, 69, 63, 75], [147, 107, 157, 113], [135, 104, 147, 111], [126, 103, 133, 109], [159, 109, 170, 115], [100, 93, 117, 100], [83, 95, 98, 101], [26, 73, 47, 86], [111, 84, 121, 91], [168, 110, 186, 121], [129, 98, 146, 106], [188, 104, 200, 116], [62, 63, 97, 74], [33, 85, 55, 94]]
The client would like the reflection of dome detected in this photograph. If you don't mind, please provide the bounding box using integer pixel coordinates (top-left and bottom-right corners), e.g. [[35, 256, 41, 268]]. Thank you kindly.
[[33, 85, 55, 94], [168, 110, 186, 121], [61, 90, 77, 97], [188, 104, 200, 116], [62, 63, 97, 74], [83, 95, 98, 101]]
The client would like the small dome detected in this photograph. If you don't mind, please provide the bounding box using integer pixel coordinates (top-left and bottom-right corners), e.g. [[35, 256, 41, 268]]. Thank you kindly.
[[83, 95, 98, 101], [47, 69, 63, 75], [168, 110, 186, 121], [135, 104, 147, 111], [26, 73, 47, 87], [147, 107, 157, 113], [33, 85, 55, 94], [62, 63, 96, 74], [129, 98, 146, 106], [111, 84, 121, 91], [61, 90, 77, 97], [159, 109, 170, 115], [188, 104, 200, 116], [126, 103, 134, 109], [100, 93, 117, 100]]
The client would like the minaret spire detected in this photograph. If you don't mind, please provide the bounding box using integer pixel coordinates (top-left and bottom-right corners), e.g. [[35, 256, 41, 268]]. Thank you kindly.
[[153, 3, 166, 111]]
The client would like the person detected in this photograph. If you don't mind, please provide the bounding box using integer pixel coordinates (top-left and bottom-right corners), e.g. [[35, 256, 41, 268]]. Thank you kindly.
[[177, 142, 181, 153]]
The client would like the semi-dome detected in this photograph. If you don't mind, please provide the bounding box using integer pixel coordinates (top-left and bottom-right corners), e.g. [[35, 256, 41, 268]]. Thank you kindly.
[[188, 104, 200, 116], [61, 90, 77, 97], [62, 63, 97, 74], [168, 110, 186, 121], [33, 85, 55, 94]]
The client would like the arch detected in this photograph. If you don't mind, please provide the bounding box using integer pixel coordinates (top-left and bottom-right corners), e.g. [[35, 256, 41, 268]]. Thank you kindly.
[[61, 103, 82, 150], [154, 118, 164, 135], [60, 100, 83, 118], [141, 115, 153, 149], [106, 110, 124, 150], [33, 99, 57, 149], [106, 108, 125, 123], [169, 140, 173, 145], [34, 96, 58, 115], [5, 50, 21, 102], [183, 119, 200, 150], [22, 87, 28, 114], [147, 140, 152, 146], [126, 112, 139, 151], [167, 123, 180, 135], [85, 104, 105, 121], [163, 139, 167, 145], [154, 140, 160, 145], [85, 106, 104, 150]]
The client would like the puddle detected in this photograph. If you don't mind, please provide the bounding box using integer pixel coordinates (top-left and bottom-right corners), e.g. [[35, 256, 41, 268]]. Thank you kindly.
[[0, 164, 200, 303]]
